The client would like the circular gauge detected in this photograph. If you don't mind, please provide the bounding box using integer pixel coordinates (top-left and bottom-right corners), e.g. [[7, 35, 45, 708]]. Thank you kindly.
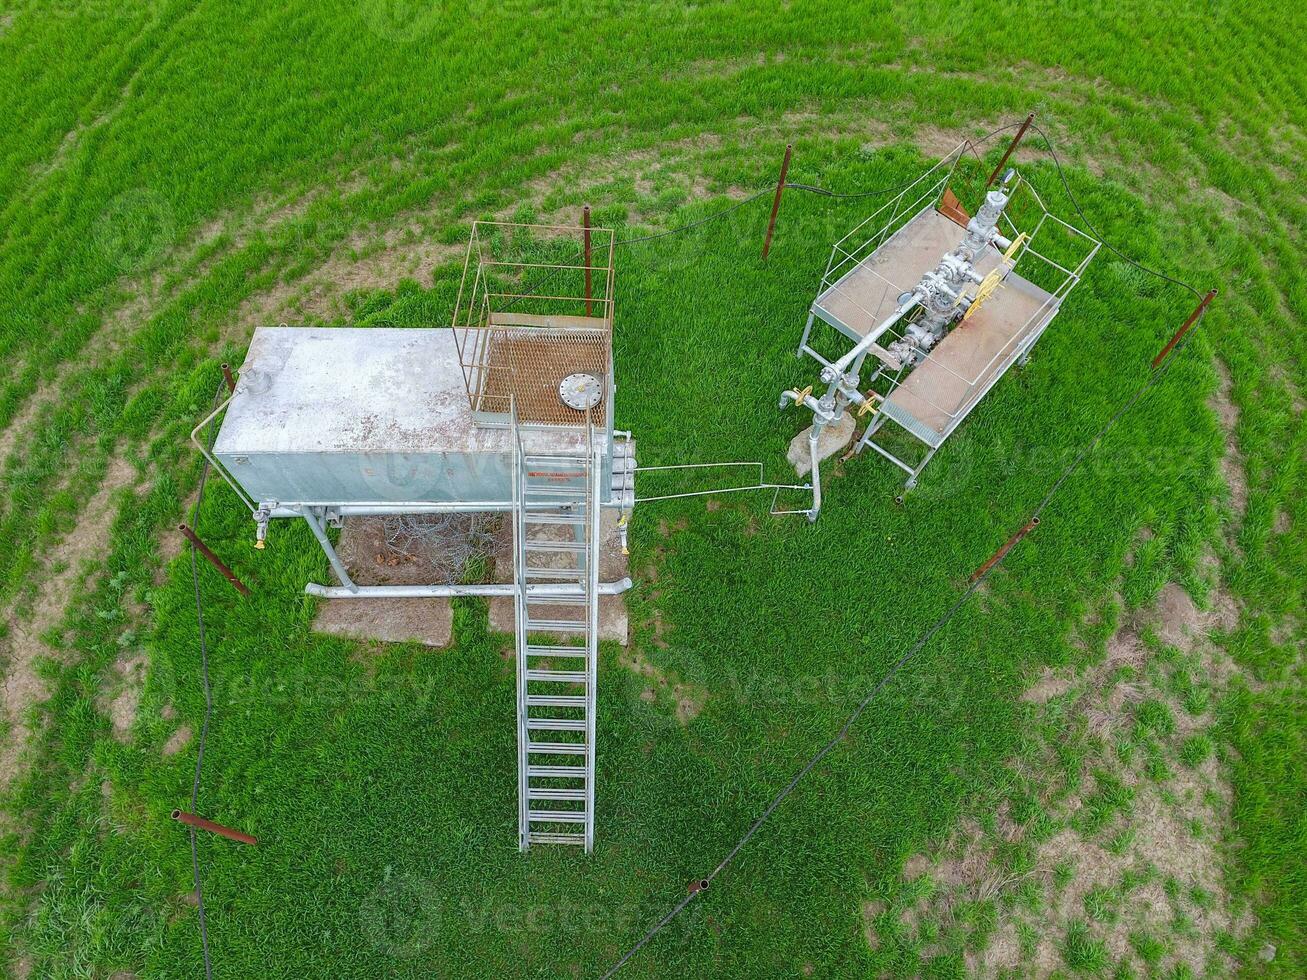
[[559, 373, 603, 411]]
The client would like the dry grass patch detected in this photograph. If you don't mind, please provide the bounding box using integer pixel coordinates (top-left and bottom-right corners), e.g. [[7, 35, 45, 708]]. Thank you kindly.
[[1, 454, 137, 788], [888, 579, 1256, 975]]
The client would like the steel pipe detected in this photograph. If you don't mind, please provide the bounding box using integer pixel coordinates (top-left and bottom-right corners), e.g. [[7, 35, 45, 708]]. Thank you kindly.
[[266, 500, 632, 519], [304, 577, 633, 599], [806, 428, 822, 522], [761, 143, 793, 260], [178, 524, 252, 597], [823, 297, 918, 378]]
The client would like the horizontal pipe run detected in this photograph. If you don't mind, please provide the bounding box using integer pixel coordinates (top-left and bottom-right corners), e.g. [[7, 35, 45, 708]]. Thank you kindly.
[[826, 298, 918, 377], [636, 484, 809, 504], [172, 809, 258, 846], [266, 500, 633, 519], [304, 578, 634, 600]]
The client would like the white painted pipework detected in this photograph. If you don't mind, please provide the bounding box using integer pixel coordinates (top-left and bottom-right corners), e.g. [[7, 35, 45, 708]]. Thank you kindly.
[[824, 296, 919, 378], [305, 578, 634, 599]]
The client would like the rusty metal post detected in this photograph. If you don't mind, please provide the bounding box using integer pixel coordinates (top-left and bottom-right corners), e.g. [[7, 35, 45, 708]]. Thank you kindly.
[[583, 205, 592, 317], [761, 143, 793, 261], [179, 523, 252, 597], [1152, 289, 1218, 369], [986, 112, 1036, 187], [221, 362, 236, 395], [172, 809, 258, 846], [970, 517, 1040, 582]]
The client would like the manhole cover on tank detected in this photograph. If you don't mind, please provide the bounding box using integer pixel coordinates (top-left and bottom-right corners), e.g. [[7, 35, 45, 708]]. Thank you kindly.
[[559, 372, 603, 411]]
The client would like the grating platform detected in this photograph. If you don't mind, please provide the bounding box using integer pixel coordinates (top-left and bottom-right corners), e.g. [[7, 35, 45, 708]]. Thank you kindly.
[[478, 313, 610, 425], [815, 209, 1002, 341]]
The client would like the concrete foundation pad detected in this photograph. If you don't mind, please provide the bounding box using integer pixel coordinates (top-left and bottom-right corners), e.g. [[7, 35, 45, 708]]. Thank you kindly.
[[310, 509, 630, 648], [788, 411, 856, 476], [314, 597, 453, 647], [310, 515, 483, 648]]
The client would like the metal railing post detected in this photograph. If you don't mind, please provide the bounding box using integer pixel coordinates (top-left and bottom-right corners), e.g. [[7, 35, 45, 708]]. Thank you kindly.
[[583, 205, 592, 317]]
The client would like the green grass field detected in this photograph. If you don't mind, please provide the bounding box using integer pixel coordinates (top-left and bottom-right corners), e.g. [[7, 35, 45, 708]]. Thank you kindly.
[[0, 1, 1302, 977]]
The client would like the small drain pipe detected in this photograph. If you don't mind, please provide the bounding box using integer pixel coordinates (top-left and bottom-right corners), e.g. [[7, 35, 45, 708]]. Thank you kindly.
[[806, 428, 822, 523]]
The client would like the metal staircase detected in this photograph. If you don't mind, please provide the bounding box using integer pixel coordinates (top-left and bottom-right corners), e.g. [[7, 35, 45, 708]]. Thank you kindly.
[[512, 415, 602, 852]]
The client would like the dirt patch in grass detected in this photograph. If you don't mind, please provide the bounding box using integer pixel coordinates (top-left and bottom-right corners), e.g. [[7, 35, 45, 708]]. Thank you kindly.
[[1152, 581, 1239, 661], [863, 900, 885, 950], [107, 652, 149, 741], [161, 725, 193, 757], [890, 579, 1255, 974], [618, 647, 706, 725], [1211, 359, 1247, 516], [1021, 667, 1074, 704], [1, 454, 136, 788], [0, 376, 58, 472]]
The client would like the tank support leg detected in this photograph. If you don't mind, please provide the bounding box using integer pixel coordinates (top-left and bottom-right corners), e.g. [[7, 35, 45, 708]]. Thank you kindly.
[[304, 508, 358, 593]]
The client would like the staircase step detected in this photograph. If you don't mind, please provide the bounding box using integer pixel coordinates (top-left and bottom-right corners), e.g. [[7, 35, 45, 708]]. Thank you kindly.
[[525, 669, 588, 683], [523, 645, 587, 659], [523, 541, 588, 554], [528, 787, 586, 801], [529, 809, 588, 823], [527, 718, 587, 732], [526, 740, 587, 755], [526, 596, 588, 608], [527, 694, 587, 707], [523, 568, 584, 581], [526, 619, 589, 632], [527, 765, 586, 778], [527, 832, 586, 845]]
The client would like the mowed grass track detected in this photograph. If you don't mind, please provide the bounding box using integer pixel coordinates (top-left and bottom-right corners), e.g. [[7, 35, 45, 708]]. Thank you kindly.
[[0, 1, 1302, 977]]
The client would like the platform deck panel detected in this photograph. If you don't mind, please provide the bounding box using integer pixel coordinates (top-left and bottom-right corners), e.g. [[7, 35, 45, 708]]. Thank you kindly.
[[815, 209, 1002, 340], [882, 275, 1057, 446]]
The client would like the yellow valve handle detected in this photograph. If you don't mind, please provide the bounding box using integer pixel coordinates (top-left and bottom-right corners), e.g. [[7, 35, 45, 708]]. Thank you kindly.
[[963, 268, 1005, 322], [791, 385, 812, 405], [1003, 231, 1030, 263], [856, 389, 882, 416], [254, 539, 265, 550]]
